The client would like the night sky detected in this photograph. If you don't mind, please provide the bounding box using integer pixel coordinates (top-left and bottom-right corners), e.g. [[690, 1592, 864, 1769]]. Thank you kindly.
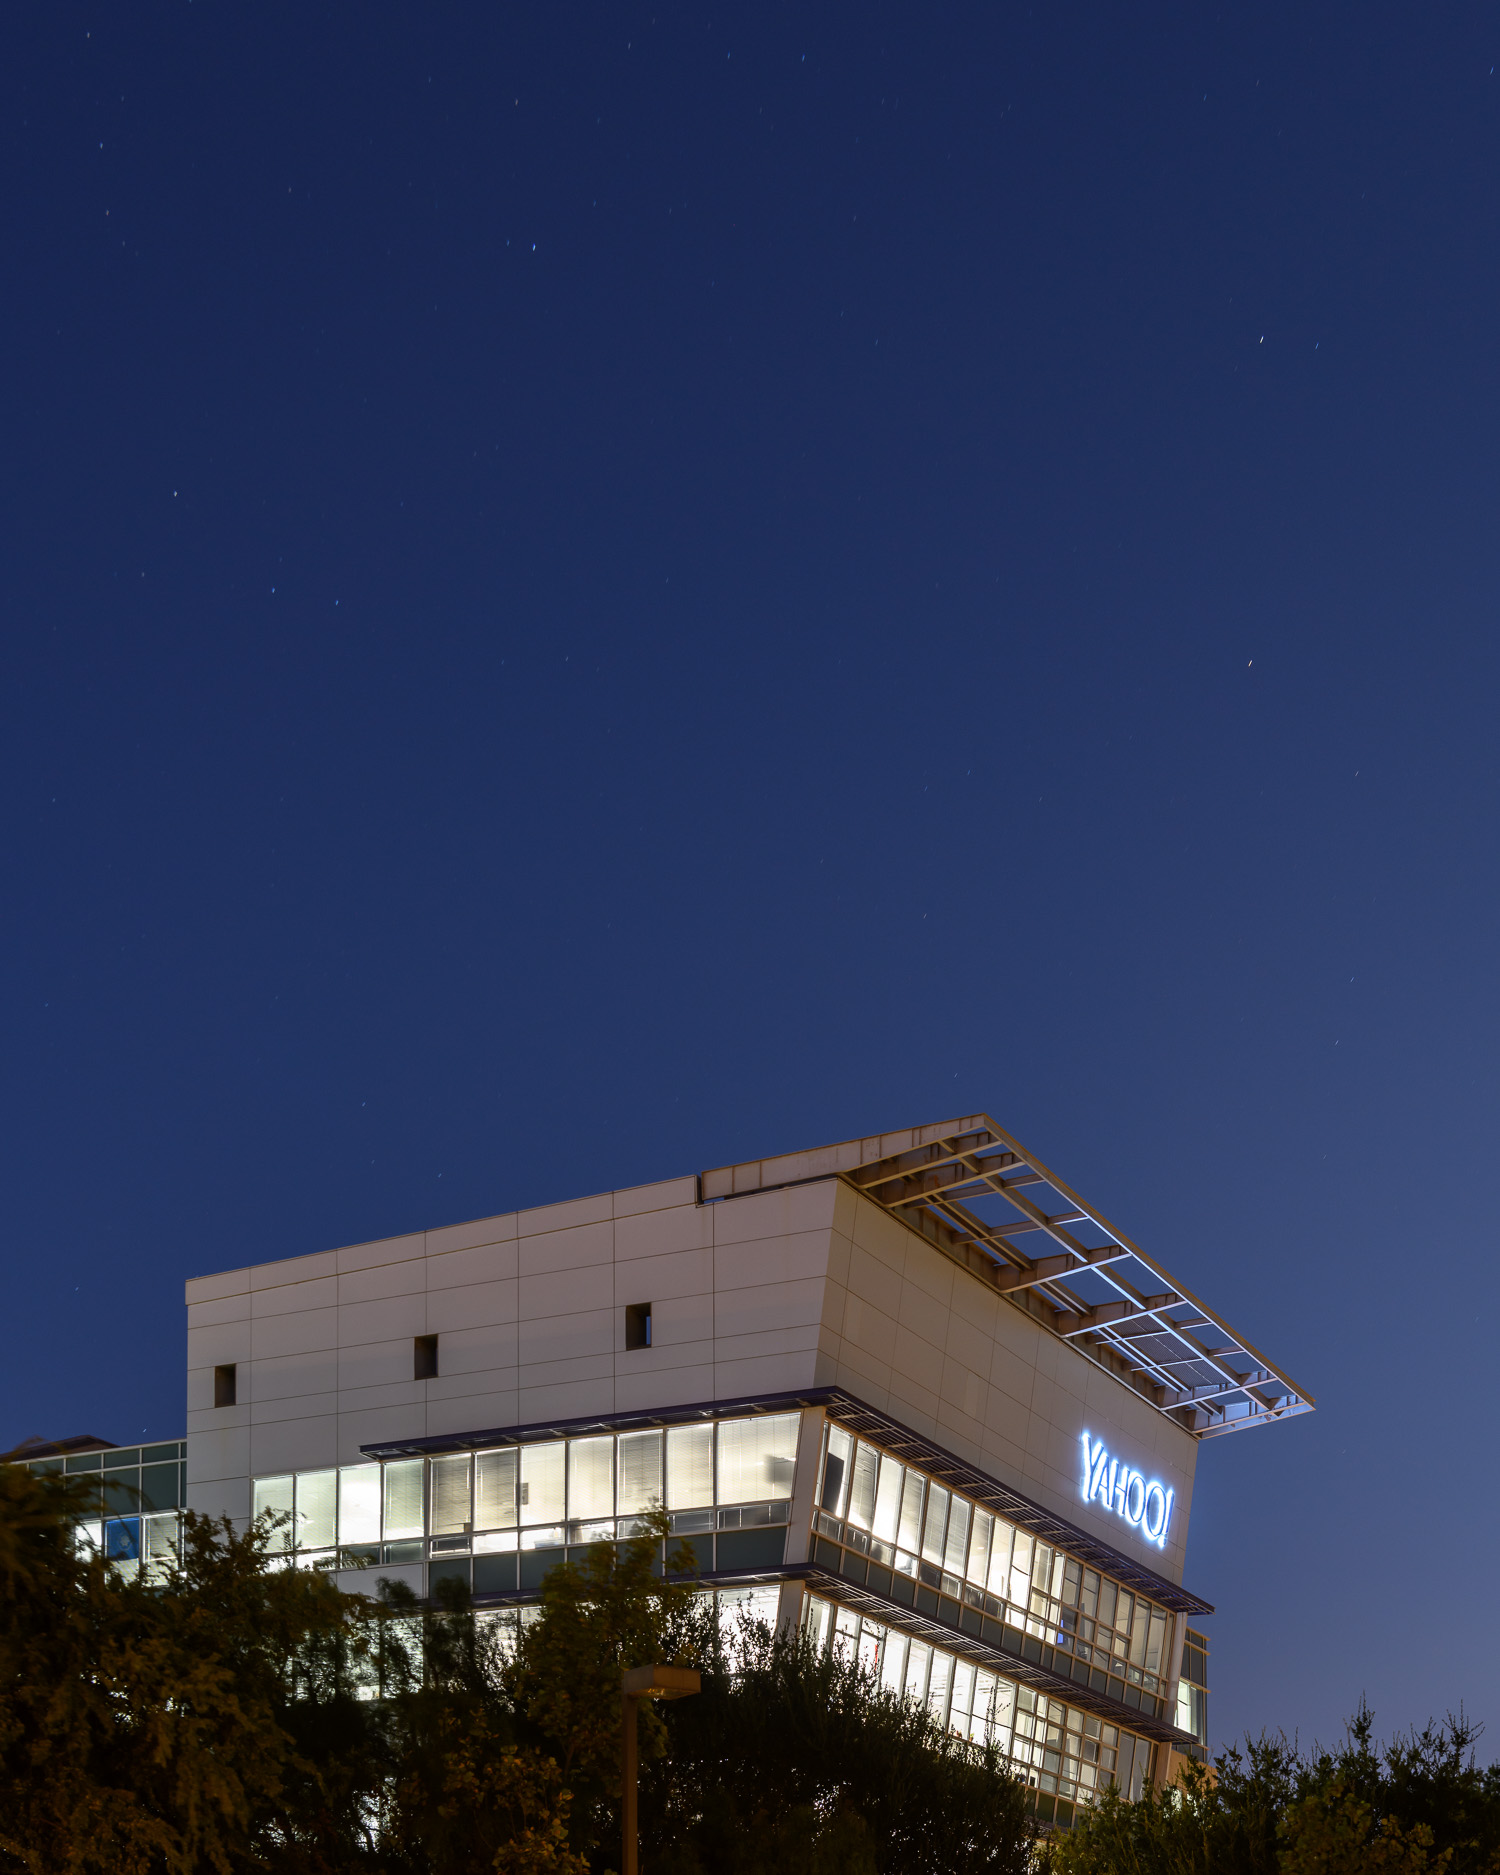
[[4, 4, 1498, 1757]]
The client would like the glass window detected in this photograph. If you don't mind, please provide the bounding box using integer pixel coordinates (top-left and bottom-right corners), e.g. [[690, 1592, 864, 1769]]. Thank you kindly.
[[105, 1516, 141, 1561], [804, 1596, 833, 1651], [872, 1455, 904, 1542], [383, 1460, 424, 1541], [943, 1495, 971, 1577], [140, 1464, 181, 1512], [667, 1424, 714, 1509], [716, 1414, 798, 1503], [820, 1426, 852, 1516], [430, 1455, 471, 1536], [880, 1629, 907, 1693], [568, 1437, 615, 1522], [520, 1442, 566, 1525], [253, 1474, 294, 1550], [897, 1470, 925, 1552], [967, 1509, 993, 1587], [831, 1605, 860, 1658], [300, 1469, 339, 1548], [904, 1640, 931, 1702], [617, 1431, 663, 1515], [847, 1442, 879, 1530], [974, 1670, 997, 1735], [335, 1470, 378, 1545], [475, 1449, 518, 1529], [987, 1519, 1013, 1596], [103, 1469, 139, 1516], [927, 1648, 952, 1722], [1146, 1609, 1167, 1675], [1009, 1532, 1033, 1605], [920, 1484, 949, 1565], [143, 1514, 178, 1579]]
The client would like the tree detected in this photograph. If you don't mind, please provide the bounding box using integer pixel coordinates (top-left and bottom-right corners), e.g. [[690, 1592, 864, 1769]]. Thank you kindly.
[[1280, 1781, 1450, 1875], [1279, 1707, 1500, 1875], [1047, 1706, 1500, 1875], [500, 1509, 706, 1862], [382, 1704, 585, 1875], [0, 1463, 378, 1873], [642, 1616, 1036, 1875]]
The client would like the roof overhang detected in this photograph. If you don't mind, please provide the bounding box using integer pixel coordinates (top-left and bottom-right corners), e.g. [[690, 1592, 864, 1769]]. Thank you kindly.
[[700, 1115, 1314, 1442]]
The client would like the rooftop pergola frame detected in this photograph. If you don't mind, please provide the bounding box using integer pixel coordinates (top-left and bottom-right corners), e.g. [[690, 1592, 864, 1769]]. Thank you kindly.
[[700, 1116, 1313, 1441]]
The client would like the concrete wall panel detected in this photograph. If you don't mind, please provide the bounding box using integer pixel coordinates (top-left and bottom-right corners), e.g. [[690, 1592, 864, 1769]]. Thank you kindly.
[[424, 1214, 518, 1257], [426, 1241, 520, 1289], [611, 1175, 699, 1219]]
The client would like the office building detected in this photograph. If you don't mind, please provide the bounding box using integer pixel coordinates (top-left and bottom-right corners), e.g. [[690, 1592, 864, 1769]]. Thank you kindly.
[[16, 1116, 1312, 1827]]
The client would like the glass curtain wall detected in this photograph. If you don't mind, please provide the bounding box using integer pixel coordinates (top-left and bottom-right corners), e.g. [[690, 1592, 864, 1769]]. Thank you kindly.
[[803, 1592, 1156, 1829], [811, 1423, 1176, 1722]]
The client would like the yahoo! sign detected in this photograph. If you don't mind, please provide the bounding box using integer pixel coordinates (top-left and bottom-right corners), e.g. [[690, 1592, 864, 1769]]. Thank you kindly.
[[1079, 1433, 1174, 1550]]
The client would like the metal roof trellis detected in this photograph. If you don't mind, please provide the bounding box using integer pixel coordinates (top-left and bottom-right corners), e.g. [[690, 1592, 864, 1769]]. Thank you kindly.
[[700, 1115, 1313, 1442]]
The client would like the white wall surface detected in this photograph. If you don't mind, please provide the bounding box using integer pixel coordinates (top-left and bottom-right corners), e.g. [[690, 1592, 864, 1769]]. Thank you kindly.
[[812, 1185, 1198, 1583], [186, 1173, 839, 1524], [185, 1173, 1198, 1586]]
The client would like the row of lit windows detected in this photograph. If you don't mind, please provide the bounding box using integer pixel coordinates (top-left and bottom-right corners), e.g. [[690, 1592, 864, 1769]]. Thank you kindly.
[[818, 1426, 1171, 1689], [252, 1413, 802, 1556], [803, 1595, 1155, 1825], [13, 1448, 185, 1584], [1175, 1626, 1211, 1751], [73, 1512, 182, 1581]]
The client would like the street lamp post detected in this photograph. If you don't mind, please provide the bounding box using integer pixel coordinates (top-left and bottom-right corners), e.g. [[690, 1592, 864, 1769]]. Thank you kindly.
[[621, 1664, 700, 1875]]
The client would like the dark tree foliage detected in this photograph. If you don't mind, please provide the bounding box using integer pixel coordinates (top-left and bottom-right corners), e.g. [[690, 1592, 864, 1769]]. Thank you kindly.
[[0, 1463, 377, 1873], [1280, 1706, 1500, 1875], [0, 1477, 1037, 1873], [1048, 1705, 1500, 1875], [500, 1509, 706, 1859], [642, 1618, 1036, 1875], [1042, 1742, 1298, 1875], [19, 1468, 1492, 1875]]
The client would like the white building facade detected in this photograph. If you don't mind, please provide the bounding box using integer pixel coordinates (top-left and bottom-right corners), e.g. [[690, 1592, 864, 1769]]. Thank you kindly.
[[182, 1116, 1310, 1829]]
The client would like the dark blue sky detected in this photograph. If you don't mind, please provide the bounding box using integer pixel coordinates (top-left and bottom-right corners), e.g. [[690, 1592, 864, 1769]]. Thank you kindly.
[[4, 3, 1498, 1756]]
